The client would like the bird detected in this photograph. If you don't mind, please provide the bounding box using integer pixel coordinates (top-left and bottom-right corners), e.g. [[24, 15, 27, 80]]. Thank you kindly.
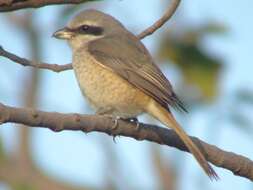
[[53, 9, 218, 179]]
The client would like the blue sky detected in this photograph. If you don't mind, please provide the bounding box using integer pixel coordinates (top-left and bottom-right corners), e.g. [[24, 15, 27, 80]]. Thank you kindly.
[[0, 0, 253, 189]]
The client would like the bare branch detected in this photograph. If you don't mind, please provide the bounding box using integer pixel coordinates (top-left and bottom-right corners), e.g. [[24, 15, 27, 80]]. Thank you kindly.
[[0, 0, 90, 12], [137, 0, 181, 39], [0, 102, 252, 181], [0, 46, 72, 72], [0, 1, 180, 71]]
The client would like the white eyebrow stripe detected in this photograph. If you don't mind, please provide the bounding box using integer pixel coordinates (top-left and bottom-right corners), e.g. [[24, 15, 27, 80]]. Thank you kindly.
[[69, 20, 101, 28]]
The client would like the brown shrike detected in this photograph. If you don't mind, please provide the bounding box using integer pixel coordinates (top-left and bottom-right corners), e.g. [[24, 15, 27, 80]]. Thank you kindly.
[[53, 9, 218, 179]]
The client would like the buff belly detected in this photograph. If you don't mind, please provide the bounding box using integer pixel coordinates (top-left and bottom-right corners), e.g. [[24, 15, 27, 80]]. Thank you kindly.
[[73, 51, 150, 118]]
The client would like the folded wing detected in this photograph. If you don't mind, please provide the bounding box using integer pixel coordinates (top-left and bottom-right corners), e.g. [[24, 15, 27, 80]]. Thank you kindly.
[[88, 33, 186, 112]]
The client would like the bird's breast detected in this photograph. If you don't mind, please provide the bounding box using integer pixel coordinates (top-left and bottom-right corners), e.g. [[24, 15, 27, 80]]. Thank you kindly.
[[72, 49, 150, 118]]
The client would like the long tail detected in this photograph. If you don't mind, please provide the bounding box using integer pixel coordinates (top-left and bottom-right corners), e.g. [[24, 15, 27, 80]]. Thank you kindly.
[[146, 100, 218, 180]]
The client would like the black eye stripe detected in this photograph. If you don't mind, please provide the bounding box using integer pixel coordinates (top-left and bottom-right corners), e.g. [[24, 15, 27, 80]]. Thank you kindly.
[[75, 25, 104, 36], [79, 25, 89, 31]]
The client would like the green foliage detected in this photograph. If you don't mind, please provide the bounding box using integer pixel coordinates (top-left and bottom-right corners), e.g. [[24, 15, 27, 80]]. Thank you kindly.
[[229, 89, 253, 134], [0, 137, 6, 162], [235, 90, 253, 105], [159, 22, 226, 102], [228, 111, 253, 134], [197, 22, 228, 35]]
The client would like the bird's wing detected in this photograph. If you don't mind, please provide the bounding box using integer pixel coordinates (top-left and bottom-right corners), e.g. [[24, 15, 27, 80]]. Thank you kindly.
[[88, 34, 186, 112]]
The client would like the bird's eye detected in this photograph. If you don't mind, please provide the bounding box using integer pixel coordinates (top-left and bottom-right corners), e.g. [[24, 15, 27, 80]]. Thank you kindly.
[[79, 25, 89, 32]]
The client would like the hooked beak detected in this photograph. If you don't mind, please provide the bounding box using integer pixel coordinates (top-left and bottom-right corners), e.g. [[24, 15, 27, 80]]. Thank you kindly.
[[53, 27, 74, 40]]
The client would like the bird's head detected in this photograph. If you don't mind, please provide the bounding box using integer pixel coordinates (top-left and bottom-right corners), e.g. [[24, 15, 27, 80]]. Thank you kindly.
[[53, 9, 126, 50]]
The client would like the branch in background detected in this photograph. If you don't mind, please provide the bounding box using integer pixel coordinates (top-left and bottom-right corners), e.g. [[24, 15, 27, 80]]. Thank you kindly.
[[0, 46, 72, 72], [0, 0, 181, 71], [137, 0, 180, 39], [0, 102, 253, 181], [0, 0, 91, 12], [151, 146, 176, 190], [0, 12, 93, 190]]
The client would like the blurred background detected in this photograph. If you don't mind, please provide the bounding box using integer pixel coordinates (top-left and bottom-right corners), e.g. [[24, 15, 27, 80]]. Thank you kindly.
[[0, 0, 253, 189]]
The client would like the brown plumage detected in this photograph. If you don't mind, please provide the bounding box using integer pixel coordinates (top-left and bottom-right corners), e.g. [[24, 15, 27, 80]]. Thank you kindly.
[[53, 9, 218, 179], [88, 33, 187, 112]]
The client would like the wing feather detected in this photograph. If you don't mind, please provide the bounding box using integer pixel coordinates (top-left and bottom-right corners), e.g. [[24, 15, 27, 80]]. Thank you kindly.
[[88, 34, 186, 112]]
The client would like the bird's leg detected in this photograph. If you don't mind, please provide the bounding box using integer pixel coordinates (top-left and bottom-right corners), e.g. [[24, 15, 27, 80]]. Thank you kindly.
[[96, 107, 120, 130], [111, 116, 121, 130], [132, 117, 140, 129], [96, 107, 121, 142]]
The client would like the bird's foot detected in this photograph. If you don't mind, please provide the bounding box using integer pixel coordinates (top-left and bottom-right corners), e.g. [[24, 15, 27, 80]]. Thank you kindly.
[[112, 135, 118, 143], [110, 116, 121, 143], [95, 107, 120, 130], [121, 117, 140, 130], [111, 116, 121, 130]]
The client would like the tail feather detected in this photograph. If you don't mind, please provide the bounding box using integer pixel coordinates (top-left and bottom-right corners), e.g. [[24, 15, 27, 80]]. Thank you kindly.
[[146, 100, 219, 180], [170, 92, 188, 113]]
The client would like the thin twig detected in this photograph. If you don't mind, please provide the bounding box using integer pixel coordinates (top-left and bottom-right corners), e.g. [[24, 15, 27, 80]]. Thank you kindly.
[[0, 0, 89, 12], [0, 102, 253, 181], [137, 0, 181, 39], [0, 46, 72, 72]]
